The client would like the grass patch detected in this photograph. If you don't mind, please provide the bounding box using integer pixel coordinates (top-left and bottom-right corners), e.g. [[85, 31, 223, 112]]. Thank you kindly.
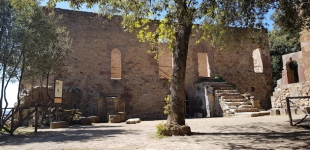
[[155, 122, 165, 139]]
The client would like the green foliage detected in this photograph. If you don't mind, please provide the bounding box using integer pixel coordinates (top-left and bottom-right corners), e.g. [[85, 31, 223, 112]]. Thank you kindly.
[[14, 4, 71, 82], [42, 118, 49, 126], [155, 122, 165, 138], [269, 11, 301, 87], [214, 75, 225, 82], [273, 1, 310, 35], [163, 95, 170, 115], [0, 0, 71, 128], [1, 127, 10, 132]]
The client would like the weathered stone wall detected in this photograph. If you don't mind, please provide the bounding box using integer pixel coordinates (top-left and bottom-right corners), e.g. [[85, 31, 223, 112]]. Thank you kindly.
[[43, 8, 273, 119], [300, 30, 310, 81], [271, 79, 310, 108], [271, 30, 310, 109]]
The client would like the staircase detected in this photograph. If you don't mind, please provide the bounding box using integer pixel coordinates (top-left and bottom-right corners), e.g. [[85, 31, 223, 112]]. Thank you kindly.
[[214, 85, 270, 117], [194, 79, 269, 117]]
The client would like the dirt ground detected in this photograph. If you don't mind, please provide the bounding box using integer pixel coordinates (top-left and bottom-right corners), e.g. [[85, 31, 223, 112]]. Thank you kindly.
[[1, 115, 310, 150]]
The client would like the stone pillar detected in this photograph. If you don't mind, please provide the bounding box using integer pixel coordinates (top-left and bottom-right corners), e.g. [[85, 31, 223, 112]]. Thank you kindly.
[[109, 115, 120, 123], [301, 30, 310, 81], [205, 86, 214, 117], [206, 93, 214, 117]]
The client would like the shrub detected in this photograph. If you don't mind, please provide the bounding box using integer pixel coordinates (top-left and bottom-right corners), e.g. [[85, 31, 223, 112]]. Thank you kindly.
[[155, 122, 165, 138], [163, 95, 170, 115]]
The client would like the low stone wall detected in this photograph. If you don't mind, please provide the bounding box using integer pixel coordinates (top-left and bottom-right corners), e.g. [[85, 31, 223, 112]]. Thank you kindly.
[[271, 79, 310, 108]]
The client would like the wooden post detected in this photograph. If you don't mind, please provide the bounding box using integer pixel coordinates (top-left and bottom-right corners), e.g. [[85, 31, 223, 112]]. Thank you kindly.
[[286, 97, 293, 126], [56, 105, 58, 121], [35, 103, 38, 133], [10, 108, 14, 136], [18, 108, 22, 126]]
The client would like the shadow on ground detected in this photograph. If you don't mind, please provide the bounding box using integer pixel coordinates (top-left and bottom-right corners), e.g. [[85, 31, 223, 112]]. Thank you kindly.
[[191, 122, 310, 149], [0, 125, 140, 146]]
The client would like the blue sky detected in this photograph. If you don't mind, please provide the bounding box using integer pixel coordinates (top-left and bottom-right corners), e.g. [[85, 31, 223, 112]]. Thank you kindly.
[[41, 0, 275, 31]]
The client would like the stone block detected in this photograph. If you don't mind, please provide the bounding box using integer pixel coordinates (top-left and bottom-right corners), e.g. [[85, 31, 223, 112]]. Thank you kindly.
[[270, 109, 280, 115], [238, 105, 253, 108], [5, 119, 19, 128], [234, 112, 259, 117], [251, 100, 261, 109], [273, 91, 280, 98], [304, 106, 310, 113], [258, 111, 270, 116], [50, 121, 69, 129], [117, 112, 126, 122], [109, 115, 120, 123], [125, 118, 141, 124], [234, 108, 259, 113], [80, 117, 92, 125], [89, 116, 99, 123], [279, 108, 287, 115]]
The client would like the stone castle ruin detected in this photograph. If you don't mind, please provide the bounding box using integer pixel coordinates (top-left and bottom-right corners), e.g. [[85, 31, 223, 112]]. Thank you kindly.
[[20, 8, 273, 122], [271, 30, 310, 113]]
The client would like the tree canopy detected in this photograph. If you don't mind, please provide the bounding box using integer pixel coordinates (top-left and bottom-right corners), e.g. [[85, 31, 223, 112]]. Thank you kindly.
[[273, 0, 310, 34], [0, 0, 71, 133], [269, 29, 301, 87], [269, 10, 302, 87]]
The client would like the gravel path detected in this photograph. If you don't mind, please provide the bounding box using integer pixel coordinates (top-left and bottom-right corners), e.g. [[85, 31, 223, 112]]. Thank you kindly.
[[1, 115, 310, 150]]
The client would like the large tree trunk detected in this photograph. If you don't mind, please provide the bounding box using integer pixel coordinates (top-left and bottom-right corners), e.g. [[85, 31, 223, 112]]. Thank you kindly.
[[162, 1, 194, 136], [167, 24, 192, 125]]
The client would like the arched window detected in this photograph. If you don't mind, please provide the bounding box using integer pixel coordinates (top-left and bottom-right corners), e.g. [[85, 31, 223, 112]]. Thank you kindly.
[[286, 58, 299, 83], [197, 52, 210, 77], [111, 48, 121, 79], [252, 48, 263, 73]]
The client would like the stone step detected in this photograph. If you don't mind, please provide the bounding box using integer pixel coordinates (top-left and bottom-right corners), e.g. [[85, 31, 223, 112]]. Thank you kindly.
[[234, 108, 259, 113], [238, 105, 253, 108], [221, 98, 248, 102], [215, 93, 241, 97], [217, 93, 242, 96], [258, 111, 270, 116], [215, 86, 236, 90], [205, 82, 235, 86], [221, 95, 245, 99], [224, 102, 252, 106], [215, 90, 239, 94], [234, 112, 260, 117]]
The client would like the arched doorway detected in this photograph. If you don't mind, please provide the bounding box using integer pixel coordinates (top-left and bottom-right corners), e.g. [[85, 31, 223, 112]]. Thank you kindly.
[[286, 58, 299, 83]]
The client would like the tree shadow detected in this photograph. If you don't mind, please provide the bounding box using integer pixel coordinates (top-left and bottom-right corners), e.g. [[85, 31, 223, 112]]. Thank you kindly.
[[0, 125, 141, 146], [191, 122, 310, 149]]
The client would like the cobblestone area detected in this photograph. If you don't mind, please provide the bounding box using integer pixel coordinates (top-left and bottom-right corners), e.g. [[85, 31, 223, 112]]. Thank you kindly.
[[1, 115, 310, 150]]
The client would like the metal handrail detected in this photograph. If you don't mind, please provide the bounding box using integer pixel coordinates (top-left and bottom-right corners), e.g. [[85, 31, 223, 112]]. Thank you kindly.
[[286, 96, 310, 126], [1, 105, 38, 135]]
